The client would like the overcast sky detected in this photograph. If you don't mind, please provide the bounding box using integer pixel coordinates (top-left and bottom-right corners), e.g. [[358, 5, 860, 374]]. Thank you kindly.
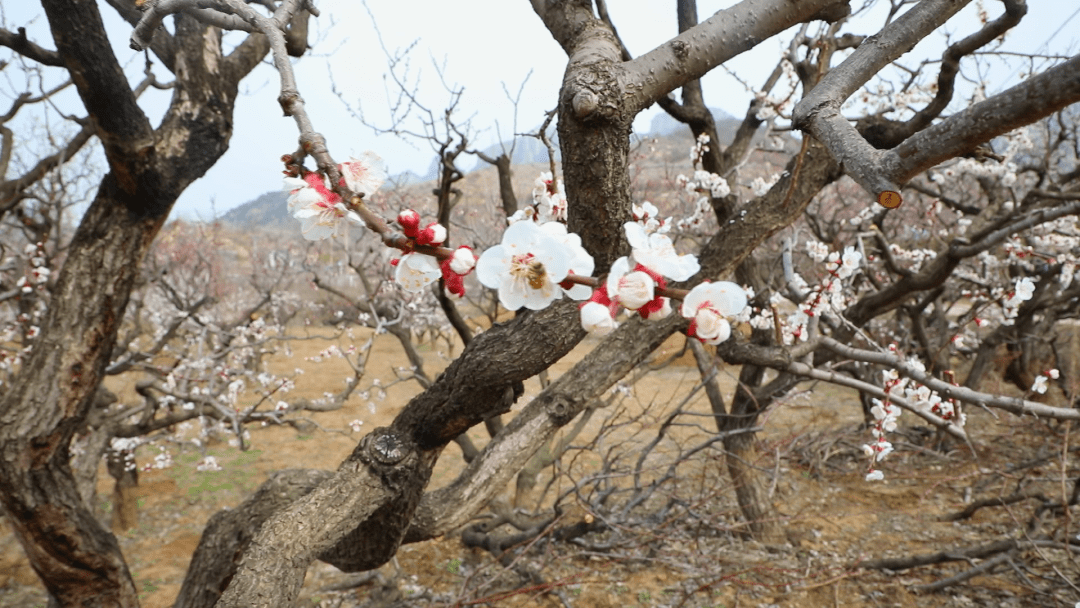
[[2, 1, 1077, 220]]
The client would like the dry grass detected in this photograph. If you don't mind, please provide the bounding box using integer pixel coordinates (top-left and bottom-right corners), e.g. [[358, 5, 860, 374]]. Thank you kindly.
[[5, 323, 1078, 607]]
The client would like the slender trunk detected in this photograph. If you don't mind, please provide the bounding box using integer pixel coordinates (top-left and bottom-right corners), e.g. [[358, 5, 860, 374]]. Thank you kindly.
[[107, 449, 139, 533], [723, 431, 780, 542], [493, 153, 518, 218]]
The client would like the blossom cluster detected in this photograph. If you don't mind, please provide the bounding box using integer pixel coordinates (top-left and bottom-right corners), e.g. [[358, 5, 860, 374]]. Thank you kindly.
[[391, 209, 478, 298], [14, 242, 50, 295], [505, 172, 570, 225], [677, 169, 731, 200], [576, 211, 746, 340], [281, 157, 747, 342], [675, 135, 731, 232], [753, 59, 799, 121], [861, 354, 972, 482], [749, 244, 862, 345], [863, 395, 899, 482], [283, 152, 387, 241]]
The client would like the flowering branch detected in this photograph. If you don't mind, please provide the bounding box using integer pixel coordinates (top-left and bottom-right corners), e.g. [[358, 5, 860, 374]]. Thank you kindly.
[[818, 337, 1080, 421], [784, 359, 967, 440]]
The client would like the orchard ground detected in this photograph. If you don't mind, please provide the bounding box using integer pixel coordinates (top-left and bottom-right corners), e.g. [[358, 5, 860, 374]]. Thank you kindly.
[[2, 319, 1077, 608]]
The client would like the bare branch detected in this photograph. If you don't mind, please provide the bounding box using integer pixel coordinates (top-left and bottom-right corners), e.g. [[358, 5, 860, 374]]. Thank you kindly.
[[622, 0, 847, 114], [884, 55, 1080, 185], [0, 26, 63, 66]]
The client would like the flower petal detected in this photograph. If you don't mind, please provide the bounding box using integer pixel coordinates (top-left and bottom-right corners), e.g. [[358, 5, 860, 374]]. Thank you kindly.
[[475, 245, 509, 288]]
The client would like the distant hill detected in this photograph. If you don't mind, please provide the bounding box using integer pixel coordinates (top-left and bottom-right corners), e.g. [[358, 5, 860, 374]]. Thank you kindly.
[[217, 190, 293, 231], [468, 123, 562, 172], [648, 107, 736, 139]]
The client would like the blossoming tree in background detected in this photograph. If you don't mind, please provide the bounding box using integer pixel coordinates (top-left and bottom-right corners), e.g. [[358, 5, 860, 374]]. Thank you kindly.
[[1, 0, 1080, 606]]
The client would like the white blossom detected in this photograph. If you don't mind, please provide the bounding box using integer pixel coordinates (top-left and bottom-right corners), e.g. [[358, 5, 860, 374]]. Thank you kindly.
[[395, 253, 441, 293], [540, 222, 595, 300], [339, 152, 387, 197], [681, 282, 747, 345], [625, 222, 699, 281], [476, 220, 571, 310], [580, 301, 618, 336]]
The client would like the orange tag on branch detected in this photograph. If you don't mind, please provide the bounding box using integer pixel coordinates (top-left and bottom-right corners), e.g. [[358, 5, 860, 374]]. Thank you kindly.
[[878, 191, 902, 209]]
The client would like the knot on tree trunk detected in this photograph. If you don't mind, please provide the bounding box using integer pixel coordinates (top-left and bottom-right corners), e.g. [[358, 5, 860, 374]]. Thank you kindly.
[[546, 397, 577, 426], [563, 62, 623, 123], [572, 89, 599, 118], [357, 427, 417, 489]]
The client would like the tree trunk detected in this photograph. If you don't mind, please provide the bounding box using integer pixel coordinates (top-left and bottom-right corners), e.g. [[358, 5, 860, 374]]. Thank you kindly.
[[493, 153, 519, 218], [107, 448, 139, 533], [0, 2, 273, 604], [693, 338, 781, 541], [174, 469, 333, 608], [723, 431, 780, 542], [0, 182, 167, 607]]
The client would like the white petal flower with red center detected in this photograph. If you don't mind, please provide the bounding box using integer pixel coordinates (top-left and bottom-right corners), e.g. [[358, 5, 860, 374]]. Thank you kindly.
[[476, 221, 570, 310], [632, 201, 671, 234], [284, 171, 364, 240], [293, 202, 364, 241], [580, 284, 619, 336], [531, 171, 568, 223], [680, 281, 747, 345], [394, 253, 441, 292], [606, 256, 654, 310], [540, 222, 595, 300], [533, 171, 555, 199], [283, 172, 327, 214], [339, 151, 387, 197], [536, 191, 568, 224], [624, 222, 699, 281], [30, 266, 50, 284]]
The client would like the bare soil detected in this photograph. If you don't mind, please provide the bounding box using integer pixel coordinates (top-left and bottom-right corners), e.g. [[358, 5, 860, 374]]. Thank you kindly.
[[2, 328, 1078, 608]]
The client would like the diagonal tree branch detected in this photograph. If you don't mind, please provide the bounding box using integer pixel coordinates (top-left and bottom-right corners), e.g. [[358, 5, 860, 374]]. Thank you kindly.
[[621, 0, 848, 114], [792, 0, 973, 197], [882, 54, 1080, 185]]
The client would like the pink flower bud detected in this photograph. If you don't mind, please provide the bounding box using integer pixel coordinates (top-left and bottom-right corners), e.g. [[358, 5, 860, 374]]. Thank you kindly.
[[417, 222, 447, 246], [397, 209, 421, 237]]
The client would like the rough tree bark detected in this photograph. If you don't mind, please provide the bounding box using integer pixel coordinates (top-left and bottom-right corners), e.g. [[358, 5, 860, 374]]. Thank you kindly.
[[0, 1, 301, 606]]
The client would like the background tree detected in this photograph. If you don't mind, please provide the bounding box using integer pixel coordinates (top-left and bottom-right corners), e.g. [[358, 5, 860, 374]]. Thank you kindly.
[[0, 1, 312, 606]]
